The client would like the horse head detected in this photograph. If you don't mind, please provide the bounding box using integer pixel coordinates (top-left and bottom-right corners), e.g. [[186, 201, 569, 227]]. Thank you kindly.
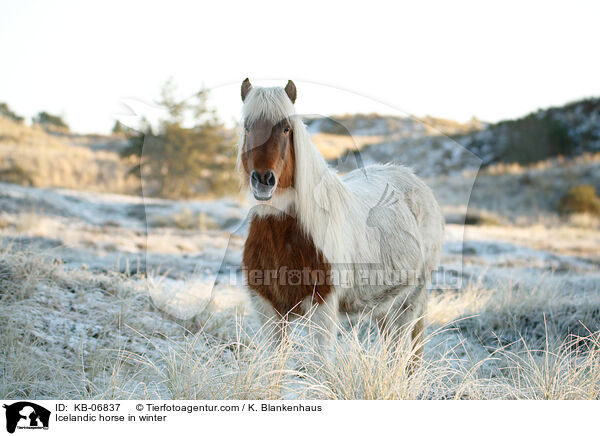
[[239, 79, 297, 201]]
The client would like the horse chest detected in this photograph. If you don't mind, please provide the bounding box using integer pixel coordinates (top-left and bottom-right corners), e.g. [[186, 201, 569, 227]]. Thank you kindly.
[[243, 214, 332, 315]]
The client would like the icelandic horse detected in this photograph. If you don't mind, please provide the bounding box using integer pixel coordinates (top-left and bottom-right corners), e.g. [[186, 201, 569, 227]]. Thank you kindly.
[[238, 79, 444, 363]]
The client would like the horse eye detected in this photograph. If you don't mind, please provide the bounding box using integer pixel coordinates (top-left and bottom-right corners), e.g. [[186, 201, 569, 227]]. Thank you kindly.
[[283, 126, 290, 133]]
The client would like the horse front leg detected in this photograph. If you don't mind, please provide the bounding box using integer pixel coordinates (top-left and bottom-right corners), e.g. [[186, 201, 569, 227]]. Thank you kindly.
[[303, 292, 339, 363], [249, 293, 288, 350]]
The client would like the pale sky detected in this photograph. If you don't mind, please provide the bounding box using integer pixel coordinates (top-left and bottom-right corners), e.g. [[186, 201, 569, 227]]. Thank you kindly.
[[1, 0, 599, 133]]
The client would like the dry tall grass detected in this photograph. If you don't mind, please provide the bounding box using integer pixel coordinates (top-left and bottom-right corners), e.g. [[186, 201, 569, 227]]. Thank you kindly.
[[1, 244, 598, 400]]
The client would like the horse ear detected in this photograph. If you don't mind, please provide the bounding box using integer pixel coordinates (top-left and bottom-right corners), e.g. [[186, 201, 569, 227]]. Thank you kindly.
[[285, 80, 297, 104], [241, 78, 252, 102]]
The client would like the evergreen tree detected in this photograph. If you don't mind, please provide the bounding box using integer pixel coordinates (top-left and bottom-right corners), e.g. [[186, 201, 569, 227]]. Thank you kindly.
[[121, 80, 237, 198], [0, 102, 24, 122], [32, 111, 69, 130]]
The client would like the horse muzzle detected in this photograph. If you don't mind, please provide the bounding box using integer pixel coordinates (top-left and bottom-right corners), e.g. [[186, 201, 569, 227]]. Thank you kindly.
[[250, 169, 277, 201]]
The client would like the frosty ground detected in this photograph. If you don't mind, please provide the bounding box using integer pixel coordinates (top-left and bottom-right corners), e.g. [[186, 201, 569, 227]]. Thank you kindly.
[[1, 152, 600, 400]]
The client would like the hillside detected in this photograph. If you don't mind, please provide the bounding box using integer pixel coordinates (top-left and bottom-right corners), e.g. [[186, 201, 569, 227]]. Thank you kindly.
[[457, 98, 600, 164], [2, 96, 599, 200], [307, 113, 483, 162], [0, 117, 138, 193], [318, 98, 600, 173]]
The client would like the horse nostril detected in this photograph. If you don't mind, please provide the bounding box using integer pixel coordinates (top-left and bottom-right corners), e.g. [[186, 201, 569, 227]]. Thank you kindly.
[[251, 170, 260, 185], [264, 170, 276, 187]]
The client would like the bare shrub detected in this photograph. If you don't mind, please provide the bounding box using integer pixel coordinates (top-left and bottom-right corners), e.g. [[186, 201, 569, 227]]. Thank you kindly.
[[558, 184, 600, 216]]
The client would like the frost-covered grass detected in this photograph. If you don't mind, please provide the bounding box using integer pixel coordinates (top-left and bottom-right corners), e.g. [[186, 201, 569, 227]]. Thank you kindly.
[[1, 171, 599, 400], [1, 243, 599, 400]]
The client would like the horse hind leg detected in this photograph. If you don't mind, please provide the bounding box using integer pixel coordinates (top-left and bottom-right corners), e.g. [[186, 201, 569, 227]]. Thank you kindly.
[[375, 290, 426, 370], [409, 316, 425, 370]]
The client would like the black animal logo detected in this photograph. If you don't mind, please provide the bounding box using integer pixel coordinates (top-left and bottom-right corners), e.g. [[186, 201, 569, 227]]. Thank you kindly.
[[3, 402, 50, 434]]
